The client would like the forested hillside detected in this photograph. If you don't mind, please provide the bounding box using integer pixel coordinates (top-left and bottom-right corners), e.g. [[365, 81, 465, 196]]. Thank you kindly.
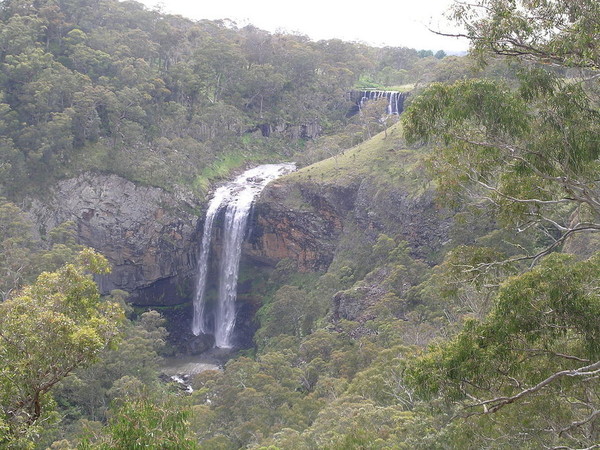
[[0, 0, 598, 449], [0, 0, 464, 198]]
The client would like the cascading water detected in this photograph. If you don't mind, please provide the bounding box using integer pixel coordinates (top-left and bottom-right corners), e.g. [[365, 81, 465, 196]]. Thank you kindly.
[[192, 163, 296, 348], [347, 90, 409, 117], [191, 191, 228, 336], [358, 90, 407, 115]]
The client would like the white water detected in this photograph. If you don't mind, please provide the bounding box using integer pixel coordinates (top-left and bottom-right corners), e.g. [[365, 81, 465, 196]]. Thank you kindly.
[[191, 192, 227, 335], [358, 90, 405, 115], [192, 163, 296, 348]]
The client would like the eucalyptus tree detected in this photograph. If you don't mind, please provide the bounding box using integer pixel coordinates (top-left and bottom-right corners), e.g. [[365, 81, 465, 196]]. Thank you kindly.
[[0, 250, 123, 447], [404, 0, 600, 262], [402, 0, 600, 446]]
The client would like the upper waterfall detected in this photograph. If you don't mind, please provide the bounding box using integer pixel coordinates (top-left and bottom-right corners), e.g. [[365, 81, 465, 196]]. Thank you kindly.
[[347, 90, 409, 116], [192, 163, 296, 348]]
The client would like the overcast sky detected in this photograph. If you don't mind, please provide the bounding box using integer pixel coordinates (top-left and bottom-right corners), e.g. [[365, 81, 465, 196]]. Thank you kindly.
[[135, 0, 469, 53]]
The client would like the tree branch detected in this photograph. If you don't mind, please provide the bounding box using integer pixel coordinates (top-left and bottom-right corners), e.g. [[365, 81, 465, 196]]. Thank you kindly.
[[558, 409, 600, 437], [467, 360, 600, 414]]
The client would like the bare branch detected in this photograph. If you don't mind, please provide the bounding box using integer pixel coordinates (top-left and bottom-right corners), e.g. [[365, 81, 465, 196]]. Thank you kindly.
[[558, 409, 600, 437], [467, 360, 600, 414], [552, 446, 600, 450], [511, 348, 591, 363]]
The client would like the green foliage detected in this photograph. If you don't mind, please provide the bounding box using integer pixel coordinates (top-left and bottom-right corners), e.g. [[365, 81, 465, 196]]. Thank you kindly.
[[3, 1, 599, 448], [0, 250, 124, 446], [80, 391, 198, 449], [407, 253, 600, 446], [256, 285, 326, 343], [404, 79, 529, 145], [451, 0, 600, 70], [191, 353, 324, 447], [0, 0, 475, 197], [404, 2, 600, 237], [0, 0, 427, 196], [396, 2, 600, 446], [287, 121, 420, 189], [55, 308, 168, 423], [0, 198, 82, 300], [0, 197, 36, 299]]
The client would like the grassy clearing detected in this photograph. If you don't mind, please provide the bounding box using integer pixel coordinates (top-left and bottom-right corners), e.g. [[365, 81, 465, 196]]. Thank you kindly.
[[387, 84, 415, 92], [353, 82, 415, 92], [284, 122, 425, 190]]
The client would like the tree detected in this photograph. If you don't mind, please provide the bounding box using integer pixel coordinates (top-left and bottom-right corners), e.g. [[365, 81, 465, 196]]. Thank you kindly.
[[256, 285, 323, 342], [448, 0, 599, 70], [80, 392, 198, 450], [402, 0, 600, 446], [408, 253, 600, 447], [55, 308, 168, 422], [0, 249, 123, 446], [404, 0, 600, 265], [0, 198, 35, 300]]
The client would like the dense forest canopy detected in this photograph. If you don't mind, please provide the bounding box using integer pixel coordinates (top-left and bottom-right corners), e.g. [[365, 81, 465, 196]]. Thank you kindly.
[[0, 0, 598, 448], [0, 0, 463, 199], [402, 0, 600, 447]]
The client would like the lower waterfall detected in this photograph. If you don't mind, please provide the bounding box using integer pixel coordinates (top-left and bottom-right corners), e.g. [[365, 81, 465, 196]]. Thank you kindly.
[[192, 163, 296, 348]]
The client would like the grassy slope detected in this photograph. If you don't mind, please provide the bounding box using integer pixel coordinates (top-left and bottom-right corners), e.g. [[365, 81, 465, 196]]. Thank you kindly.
[[284, 122, 427, 193]]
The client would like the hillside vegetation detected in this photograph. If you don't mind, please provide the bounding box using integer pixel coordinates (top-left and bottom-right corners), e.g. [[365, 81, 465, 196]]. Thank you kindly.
[[0, 0, 468, 199], [0, 0, 599, 449], [288, 122, 422, 188]]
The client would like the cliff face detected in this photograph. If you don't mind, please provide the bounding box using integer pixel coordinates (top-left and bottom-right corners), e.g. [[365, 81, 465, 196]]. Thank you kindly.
[[246, 175, 451, 273], [20, 124, 450, 349], [243, 121, 453, 276], [28, 172, 202, 306], [245, 181, 352, 271], [242, 126, 452, 334]]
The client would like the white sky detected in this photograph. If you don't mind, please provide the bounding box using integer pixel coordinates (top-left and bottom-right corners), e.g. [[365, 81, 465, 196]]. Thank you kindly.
[[136, 0, 469, 53]]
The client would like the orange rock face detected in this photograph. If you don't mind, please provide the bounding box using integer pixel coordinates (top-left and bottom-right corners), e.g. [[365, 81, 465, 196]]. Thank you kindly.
[[243, 182, 348, 272]]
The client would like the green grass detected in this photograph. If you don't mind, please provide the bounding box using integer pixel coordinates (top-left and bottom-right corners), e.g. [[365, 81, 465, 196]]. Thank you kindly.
[[192, 148, 283, 197], [283, 122, 423, 189], [354, 80, 415, 92], [192, 152, 249, 194], [387, 84, 415, 92]]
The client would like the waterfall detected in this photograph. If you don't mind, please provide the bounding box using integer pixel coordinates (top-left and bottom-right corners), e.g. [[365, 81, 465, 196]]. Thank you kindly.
[[192, 163, 296, 348], [350, 90, 409, 117], [191, 190, 228, 336]]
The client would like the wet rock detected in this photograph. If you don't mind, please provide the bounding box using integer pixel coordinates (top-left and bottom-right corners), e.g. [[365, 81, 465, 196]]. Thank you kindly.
[[186, 334, 215, 355]]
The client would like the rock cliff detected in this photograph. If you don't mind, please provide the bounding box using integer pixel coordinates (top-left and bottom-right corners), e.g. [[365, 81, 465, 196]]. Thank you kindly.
[[243, 126, 453, 336], [27, 172, 202, 306], [20, 124, 451, 352], [245, 173, 450, 273], [245, 181, 350, 271]]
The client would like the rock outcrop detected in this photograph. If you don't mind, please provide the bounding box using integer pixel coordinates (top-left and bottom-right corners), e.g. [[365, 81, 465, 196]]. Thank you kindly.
[[27, 172, 202, 306], [245, 176, 451, 273], [245, 181, 351, 271]]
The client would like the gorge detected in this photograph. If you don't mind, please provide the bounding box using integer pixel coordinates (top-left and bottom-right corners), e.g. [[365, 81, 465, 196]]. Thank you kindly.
[[1, 0, 597, 447]]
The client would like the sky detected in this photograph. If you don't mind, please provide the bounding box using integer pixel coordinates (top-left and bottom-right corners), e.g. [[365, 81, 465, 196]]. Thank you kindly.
[[135, 0, 469, 53]]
